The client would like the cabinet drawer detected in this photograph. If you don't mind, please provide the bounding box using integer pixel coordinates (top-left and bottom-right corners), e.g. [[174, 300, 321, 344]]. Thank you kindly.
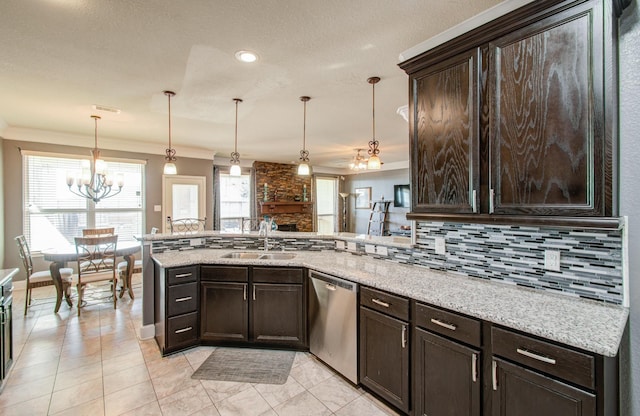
[[253, 267, 303, 284], [201, 266, 248, 282], [492, 326, 595, 390], [167, 282, 198, 317], [361, 286, 409, 321], [167, 266, 198, 286], [414, 302, 481, 347], [167, 312, 198, 347]]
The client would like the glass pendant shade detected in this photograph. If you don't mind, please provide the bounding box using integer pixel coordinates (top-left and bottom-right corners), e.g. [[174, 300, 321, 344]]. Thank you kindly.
[[229, 163, 242, 176], [297, 162, 310, 176], [367, 154, 381, 170], [163, 162, 177, 175]]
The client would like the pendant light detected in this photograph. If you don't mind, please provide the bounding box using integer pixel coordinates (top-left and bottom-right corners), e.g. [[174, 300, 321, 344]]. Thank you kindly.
[[163, 90, 178, 175], [229, 98, 243, 176], [366, 76, 382, 170], [297, 96, 311, 176], [66, 115, 124, 203]]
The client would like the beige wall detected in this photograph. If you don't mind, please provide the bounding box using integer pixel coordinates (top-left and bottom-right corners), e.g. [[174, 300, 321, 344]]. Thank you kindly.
[[2, 138, 214, 280]]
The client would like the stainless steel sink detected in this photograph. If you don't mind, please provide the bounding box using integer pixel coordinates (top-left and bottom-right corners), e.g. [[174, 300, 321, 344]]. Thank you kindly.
[[259, 253, 296, 260], [221, 252, 261, 259]]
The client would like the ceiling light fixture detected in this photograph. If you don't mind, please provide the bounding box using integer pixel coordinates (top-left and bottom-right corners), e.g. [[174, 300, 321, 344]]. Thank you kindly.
[[230, 98, 243, 177], [66, 115, 123, 203], [366, 76, 382, 170], [163, 90, 177, 175], [297, 96, 311, 176], [349, 148, 368, 172], [235, 50, 258, 63]]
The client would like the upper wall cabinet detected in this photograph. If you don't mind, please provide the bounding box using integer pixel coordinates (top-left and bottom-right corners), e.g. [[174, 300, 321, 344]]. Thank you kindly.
[[401, 0, 628, 226]]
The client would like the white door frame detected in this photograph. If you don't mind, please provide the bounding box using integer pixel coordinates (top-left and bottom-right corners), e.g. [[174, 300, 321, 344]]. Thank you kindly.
[[162, 175, 207, 233]]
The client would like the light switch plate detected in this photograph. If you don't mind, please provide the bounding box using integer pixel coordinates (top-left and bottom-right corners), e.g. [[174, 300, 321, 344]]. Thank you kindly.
[[434, 237, 446, 255], [376, 245, 388, 256], [347, 241, 357, 252], [365, 244, 376, 254], [335, 240, 345, 250], [154, 205, 161, 212], [544, 250, 561, 271]]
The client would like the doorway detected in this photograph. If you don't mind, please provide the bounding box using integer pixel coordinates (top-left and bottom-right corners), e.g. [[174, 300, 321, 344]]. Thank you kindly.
[[315, 176, 338, 234], [162, 175, 206, 233]]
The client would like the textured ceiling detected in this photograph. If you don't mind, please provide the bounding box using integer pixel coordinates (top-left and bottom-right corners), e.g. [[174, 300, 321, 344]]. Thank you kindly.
[[0, 0, 503, 170]]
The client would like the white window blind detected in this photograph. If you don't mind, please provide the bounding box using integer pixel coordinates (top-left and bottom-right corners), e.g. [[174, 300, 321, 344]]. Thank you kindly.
[[23, 153, 145, 251], [219, 173, 252, 232]]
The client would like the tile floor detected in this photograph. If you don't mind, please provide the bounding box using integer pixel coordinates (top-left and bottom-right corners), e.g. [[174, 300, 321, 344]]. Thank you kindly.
[[0, 276, 400, 415]]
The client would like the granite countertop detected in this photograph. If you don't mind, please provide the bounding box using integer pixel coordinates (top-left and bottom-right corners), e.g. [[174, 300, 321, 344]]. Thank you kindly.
[[152, 249, 629, 357]]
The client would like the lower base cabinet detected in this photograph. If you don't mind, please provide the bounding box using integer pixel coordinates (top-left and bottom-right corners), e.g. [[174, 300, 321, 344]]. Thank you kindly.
[[200, 281, 248, 342], [359, 287, 410, 414]]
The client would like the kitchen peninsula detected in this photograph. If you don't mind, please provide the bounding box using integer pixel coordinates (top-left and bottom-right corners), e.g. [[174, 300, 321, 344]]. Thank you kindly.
[[143, 229, 628, 415]]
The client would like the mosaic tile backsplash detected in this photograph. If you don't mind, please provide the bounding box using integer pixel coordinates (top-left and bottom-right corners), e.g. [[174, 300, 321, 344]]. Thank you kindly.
[[151, 221, 624, 305]]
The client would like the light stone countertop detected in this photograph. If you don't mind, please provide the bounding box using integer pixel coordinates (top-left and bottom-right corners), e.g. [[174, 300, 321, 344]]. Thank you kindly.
[[152, 249, 629, 357]]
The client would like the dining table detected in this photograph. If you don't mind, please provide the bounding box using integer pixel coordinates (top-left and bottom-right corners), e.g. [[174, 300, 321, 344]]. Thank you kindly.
[[42, 240, 141, 313]]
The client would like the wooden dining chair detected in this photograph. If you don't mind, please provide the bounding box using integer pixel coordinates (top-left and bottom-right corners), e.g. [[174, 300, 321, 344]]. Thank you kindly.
[[15, 235, 74, 315], [74, 235, 118, 315], [82, 227, 115, 237]]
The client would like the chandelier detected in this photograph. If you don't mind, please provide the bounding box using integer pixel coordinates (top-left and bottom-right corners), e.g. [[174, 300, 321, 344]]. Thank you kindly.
[[230, 98, 243, 176], [66, 115, 123, 203], [349, 148, 368, 172], [298, 96, 311, 176]]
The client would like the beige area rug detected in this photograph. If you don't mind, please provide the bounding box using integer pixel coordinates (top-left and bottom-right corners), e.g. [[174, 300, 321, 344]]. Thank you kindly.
[[191, 347, 295, 385]]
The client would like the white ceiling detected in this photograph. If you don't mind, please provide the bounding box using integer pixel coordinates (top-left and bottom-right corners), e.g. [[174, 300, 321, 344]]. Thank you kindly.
[[0, 0, 503, 171]]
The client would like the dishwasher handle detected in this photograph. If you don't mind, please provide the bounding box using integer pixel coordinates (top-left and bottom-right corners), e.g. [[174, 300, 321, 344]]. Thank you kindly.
[[309, 270, 357, 292]]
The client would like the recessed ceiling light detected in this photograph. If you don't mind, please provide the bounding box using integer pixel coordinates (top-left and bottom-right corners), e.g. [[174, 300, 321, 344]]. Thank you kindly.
[[235, 50, 258, 63]]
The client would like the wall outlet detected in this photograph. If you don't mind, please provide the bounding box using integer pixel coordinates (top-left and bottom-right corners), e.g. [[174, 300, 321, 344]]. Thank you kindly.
[[189, 238, 203, 246], [365, 244, 376, 254], [544, 250, 561, 271], [434, 237, 446, 255], [335, 240, 345, 250], [376, 245, 388, 256], [347, 242, 357, 252]]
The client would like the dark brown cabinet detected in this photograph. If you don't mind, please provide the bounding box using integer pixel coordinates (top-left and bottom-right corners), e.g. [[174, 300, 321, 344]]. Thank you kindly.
[[413, 302, 482, 416], [200, 265, 307, 349], [154, 265, 199, 355], [359, 287, 410, 413], [401, 0, 626, 222]]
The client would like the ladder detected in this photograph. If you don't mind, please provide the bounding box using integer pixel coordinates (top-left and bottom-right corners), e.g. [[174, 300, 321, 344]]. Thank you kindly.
[[367, 200, 391, 236]]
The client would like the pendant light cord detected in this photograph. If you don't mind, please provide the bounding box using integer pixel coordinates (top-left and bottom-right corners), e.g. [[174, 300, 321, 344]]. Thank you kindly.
[[234, 98, 239, 153], [168, 93, 172, 150], [303, 98, 307, 150]]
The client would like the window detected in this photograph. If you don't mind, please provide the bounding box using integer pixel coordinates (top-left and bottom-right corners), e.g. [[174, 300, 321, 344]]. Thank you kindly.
[[218, 172, 252, 232], [23, 152, 145, 251]]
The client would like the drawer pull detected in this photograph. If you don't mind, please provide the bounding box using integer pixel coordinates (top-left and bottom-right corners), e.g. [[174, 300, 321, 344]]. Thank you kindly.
[[516, 348, 557, 365], [372, 298, 390, 308], [430, 318, 457, 331], [175, 273, 192, 278], [174, 326, 192, 334], [175, 296, 192, 302], [472, 353, 478, 382], [243, 284, 247, 301], [253, 286, 256, 301], [492, 360, 498, 390]]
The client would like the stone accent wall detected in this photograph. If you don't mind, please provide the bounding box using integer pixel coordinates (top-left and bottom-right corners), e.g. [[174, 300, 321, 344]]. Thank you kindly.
[[253, 161, 313, 231]]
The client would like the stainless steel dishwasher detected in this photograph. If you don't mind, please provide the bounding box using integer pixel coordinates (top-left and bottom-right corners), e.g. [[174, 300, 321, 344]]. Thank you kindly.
[[308, 270, 359, 384]]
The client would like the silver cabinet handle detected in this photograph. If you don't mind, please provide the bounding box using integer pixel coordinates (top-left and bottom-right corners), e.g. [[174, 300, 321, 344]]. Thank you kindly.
[[243, 284, 247, 301], [472, 189, 477, 213], [253, 286, 256, 301], [489, 188, 495, 214], [174, 326, 192, 334], [492, 360, 498, 390], [516, 348, 557, 365], [472, 353, 478, 382], [325, 283, 337, 291], [175, 273, 192, 278], [372, 298, 390, 308], [401, 325, 407, 348], [175, 296, 192, 302], [430, 318, 457, 331]]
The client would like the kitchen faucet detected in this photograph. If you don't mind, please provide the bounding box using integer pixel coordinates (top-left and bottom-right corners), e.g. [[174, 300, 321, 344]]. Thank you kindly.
[[259, 217, 272, 252]]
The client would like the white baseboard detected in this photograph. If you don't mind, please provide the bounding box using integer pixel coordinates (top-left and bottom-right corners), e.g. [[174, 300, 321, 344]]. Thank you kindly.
[[138, 324, 155, 340]]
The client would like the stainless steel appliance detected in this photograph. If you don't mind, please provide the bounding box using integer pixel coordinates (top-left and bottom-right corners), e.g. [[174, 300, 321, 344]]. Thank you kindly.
[[308, 270, 358, 384]]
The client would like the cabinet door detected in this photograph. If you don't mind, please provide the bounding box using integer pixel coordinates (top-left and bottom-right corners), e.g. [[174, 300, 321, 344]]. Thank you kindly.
[[492, 358, 596, 416], [410, 48, 480, 213], [359, 307, 410, 413], [251, 283, 306, 348], [414, 329, 480, 416], [488, 2, 605, 216], [200, 281, 248, 342]]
